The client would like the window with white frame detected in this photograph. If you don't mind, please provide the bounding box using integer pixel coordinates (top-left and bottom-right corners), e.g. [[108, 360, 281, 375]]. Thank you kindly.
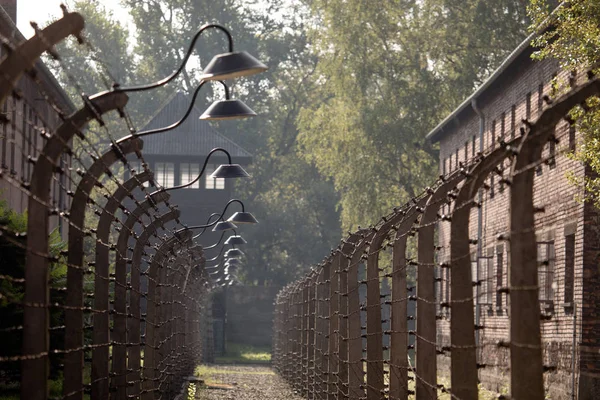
[[155, 162, 175, 188], [205, 164, 225, 190], [537, 240, 555, 316], [180, 163, 200, 189]]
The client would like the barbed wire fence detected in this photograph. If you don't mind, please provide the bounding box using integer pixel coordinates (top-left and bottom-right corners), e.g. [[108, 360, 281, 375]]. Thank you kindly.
[[273, 67, 600, 398], [0, 8, 214, 400]]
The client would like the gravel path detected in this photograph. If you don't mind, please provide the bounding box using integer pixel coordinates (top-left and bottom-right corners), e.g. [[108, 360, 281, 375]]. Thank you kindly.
[[191, 364, 304, 400]]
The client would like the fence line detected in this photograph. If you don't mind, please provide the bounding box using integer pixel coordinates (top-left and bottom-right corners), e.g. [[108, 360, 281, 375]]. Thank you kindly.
[[0, 9, 215, 400], [274, 70, 600, 398]]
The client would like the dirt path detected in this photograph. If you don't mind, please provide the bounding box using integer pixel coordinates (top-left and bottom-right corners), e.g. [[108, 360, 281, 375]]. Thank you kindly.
[[190, 364, 304, 400]]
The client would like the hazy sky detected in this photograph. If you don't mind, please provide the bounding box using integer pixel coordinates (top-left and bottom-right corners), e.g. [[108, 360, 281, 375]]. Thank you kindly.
[[16, 0, 130, 38]]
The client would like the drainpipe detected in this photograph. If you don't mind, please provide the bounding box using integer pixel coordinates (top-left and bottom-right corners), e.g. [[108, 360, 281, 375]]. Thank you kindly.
[[471, 98, 485, 355], [572, 302, 577, 400]]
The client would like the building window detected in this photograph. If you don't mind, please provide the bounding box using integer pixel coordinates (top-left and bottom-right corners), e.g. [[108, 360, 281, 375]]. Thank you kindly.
[[538, 83, 544, 117], [155, 162, 175, 188], [564, 233, 575, 312], [464, 141, 468, 163], [442, 158, 447, 176], [511, 105, 516, 139], [205, 164, 225, 190], [482, 251, 494, 311], [1, 101, 6, 168], [180, 163, 200, 189], [549, 138, 556, 169], [491, 120, 496, 149], [472, 135, 476, 157], [455, 148, 459, 169], [449, 153, 453, 172], [569, 125, 576, 152], [496, 246, 503, 315], [526, 92, 532, 121], [500, 112, 506, 140], [537, 240, 555, 316]]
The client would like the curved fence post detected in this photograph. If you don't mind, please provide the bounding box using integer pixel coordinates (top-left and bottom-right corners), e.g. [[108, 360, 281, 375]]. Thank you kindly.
[[0, 10, 84, 107], [416, 177, 462, 399], [347, 233, 369, 400], [142, 231, 193, 400], [127, 209, 181, 398], [23, 90, 128, 400], [449, 144, 517, 400], [509, 75, 600, 399], [337, 233, 362, 400], [111, 191, 172, 400], [92, 171, 153, 400], [64, 138, 143, 399]]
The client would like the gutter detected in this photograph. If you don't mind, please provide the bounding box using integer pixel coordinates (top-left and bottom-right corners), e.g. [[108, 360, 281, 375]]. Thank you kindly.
[[426, 31, 536, 143], [427, 2, 567, 144], [471, 97, 485, 354]]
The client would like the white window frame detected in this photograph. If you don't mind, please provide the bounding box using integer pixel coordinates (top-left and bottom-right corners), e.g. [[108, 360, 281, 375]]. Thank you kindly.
[[180, 162, 200, 189]]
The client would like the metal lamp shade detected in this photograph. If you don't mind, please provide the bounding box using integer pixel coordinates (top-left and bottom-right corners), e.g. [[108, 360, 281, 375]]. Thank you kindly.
[[227, 211, 258, 224], [200, 99, 257, 121], [225, 248, 244, 258], [201, 51, 268, 81], [212, 220, 238, 232], [224, 235, 247, 245], [210, 164, 250, 179]]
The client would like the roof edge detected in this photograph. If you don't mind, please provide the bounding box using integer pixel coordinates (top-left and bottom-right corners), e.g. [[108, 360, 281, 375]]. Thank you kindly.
[[426, 31, 537, 143]]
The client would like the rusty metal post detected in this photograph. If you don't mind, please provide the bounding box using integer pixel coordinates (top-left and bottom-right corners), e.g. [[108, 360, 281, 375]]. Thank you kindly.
[[142, 232, 192, 400], [508, 75, 600, 399], [308, 272, 317, 398], [301, 277, 309, 396], [64, 138, 143, 399], [347, 237, 367, 400], [22, 90, 128, 400], [417, 178, 462, 400], [0, 10, 84, 108], [111, 191, 172, 400], [365, 239, 384, 400], [390, 203, 427, 400], [328, 253, 340, 399], [127, 209, 181, 398], [450, 145, 518, 399], [320, 261, 331, 397], [337, 234, 362, 400], [93, 171, 153, 400]]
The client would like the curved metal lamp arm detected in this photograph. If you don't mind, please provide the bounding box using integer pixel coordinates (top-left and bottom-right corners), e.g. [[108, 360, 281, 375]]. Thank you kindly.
[[163, 147, 233, 192], [114, 24, 233, 93], [201, 231, 228, 249], [205, 244, 226, 263], [176, 199, 245, 235], [135, 80, 229, 138]]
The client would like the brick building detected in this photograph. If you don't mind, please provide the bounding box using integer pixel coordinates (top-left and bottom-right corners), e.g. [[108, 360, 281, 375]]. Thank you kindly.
[[0, 1, 75, 238], [427, 33, 600, 399]]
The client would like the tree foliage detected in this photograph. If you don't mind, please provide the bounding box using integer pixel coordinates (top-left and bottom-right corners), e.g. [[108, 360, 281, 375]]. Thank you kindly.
[[528, 0, 600, 205], [297, 0, 531, 231]]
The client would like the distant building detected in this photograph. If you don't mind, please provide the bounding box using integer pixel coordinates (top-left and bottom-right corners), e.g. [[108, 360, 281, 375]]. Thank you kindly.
[[128, 91, 252, 249], [428, 32, 599, 399], [0, 1, 76, 237]]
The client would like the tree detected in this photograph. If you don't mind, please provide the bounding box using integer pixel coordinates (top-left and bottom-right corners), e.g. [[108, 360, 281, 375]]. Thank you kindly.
[[297, 0, 531, 231], [528, 0, 600, 205]]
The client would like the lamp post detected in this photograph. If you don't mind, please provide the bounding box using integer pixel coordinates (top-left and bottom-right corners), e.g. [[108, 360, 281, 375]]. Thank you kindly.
[[112, 23, 267, 93]]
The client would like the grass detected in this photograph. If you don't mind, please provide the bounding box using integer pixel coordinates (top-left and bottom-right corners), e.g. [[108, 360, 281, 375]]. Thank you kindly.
[[214, 343, 272, 364]]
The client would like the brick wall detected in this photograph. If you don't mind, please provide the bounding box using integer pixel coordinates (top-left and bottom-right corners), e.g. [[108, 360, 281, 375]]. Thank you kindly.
[[433, 46, 598, 398]]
